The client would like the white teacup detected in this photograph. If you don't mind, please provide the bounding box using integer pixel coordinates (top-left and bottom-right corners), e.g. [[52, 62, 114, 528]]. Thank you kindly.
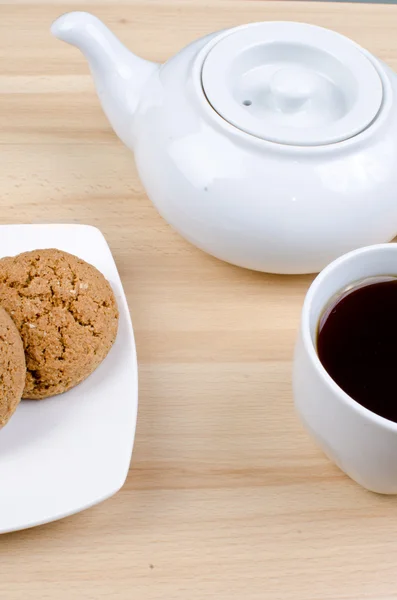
[[293, 243, 397, 494]]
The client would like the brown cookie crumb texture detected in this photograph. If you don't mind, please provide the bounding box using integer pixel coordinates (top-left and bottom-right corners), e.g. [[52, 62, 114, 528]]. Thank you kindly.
[[0, 249, 119, 400], [0, 306, 26, 425]]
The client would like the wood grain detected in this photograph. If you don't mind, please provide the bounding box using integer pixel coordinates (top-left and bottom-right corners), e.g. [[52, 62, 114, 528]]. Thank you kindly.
[[1, 2, 397, 599]]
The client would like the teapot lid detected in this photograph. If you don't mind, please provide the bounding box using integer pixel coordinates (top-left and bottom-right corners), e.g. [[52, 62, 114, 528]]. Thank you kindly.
[[201, 22, 383, 146]]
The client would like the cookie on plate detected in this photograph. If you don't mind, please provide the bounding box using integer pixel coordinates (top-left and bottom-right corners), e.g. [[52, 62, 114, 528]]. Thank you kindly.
[[0, 306, 26, 425], [0, 249, 119, 400]]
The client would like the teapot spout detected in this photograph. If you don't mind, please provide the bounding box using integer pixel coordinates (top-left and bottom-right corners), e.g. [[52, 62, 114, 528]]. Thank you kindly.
[[51, 11, 159, 148]]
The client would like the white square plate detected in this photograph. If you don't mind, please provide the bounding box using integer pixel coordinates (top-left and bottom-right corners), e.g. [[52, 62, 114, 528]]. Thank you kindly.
[[0, 224, 137, 533]]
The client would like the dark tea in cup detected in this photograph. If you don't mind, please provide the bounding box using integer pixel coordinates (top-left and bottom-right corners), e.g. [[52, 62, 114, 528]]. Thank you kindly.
[[317, 276, 397, 423]]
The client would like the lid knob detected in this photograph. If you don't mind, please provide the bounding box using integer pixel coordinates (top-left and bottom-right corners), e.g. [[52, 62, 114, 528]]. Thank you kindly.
[[269, 67, 320, 113]]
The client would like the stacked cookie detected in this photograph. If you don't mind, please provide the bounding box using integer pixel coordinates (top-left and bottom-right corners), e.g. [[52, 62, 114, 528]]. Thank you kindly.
[[0, 249, 119, 426]]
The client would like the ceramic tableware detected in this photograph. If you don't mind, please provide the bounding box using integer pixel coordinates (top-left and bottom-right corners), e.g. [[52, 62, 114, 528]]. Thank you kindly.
[[0, 225, 137, 533], [293, 244, 397, 494], [52, 14, 397, 274]]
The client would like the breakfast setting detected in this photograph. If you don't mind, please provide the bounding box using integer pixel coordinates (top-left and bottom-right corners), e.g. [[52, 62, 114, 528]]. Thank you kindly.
[[2, 1, 397, 598]]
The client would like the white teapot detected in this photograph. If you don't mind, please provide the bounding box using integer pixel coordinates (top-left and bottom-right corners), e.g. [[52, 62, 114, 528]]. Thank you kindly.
[[52, 12, 397, 274]]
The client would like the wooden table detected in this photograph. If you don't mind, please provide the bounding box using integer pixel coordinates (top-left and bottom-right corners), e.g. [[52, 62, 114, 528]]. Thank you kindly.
[[1, 1, 397, 598]]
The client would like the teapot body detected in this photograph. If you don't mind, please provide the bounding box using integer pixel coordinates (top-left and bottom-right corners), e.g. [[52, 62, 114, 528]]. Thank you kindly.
[[131, 38, 397, 274]]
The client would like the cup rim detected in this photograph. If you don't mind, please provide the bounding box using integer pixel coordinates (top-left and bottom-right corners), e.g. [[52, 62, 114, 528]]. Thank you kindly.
[[301, 243, 397, 432]]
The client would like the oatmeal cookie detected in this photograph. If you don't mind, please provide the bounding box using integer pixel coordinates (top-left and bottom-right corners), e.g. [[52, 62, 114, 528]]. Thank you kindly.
[[0, 306, 26, 424], [0, 249, 119, 399]]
